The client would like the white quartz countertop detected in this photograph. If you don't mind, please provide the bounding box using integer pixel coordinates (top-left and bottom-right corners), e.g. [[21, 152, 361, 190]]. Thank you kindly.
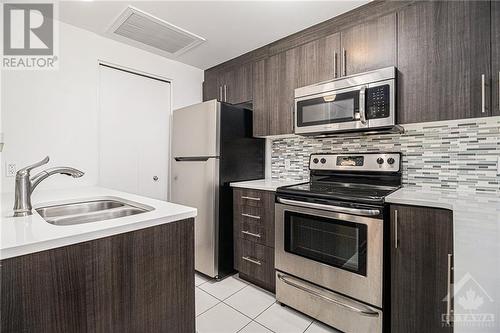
[[0, 186, 197, 260], [230, 179, 303, 192], [386, 187, 500, 332]]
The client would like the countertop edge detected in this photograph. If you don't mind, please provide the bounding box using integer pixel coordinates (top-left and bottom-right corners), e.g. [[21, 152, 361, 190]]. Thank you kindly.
[[385, 196, 454, 211], [230, 179, 304, 192], [230, 183, 276, 192]]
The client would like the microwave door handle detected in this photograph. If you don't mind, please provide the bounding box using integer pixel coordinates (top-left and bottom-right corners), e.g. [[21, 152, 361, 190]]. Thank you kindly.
[[359, 86, 367, 125]]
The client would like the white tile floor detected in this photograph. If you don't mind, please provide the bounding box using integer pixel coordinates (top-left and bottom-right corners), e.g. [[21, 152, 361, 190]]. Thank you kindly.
[[195, 273, 341, 333]]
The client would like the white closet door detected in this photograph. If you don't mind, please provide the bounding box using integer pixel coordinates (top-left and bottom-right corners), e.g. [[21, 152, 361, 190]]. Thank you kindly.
[[98, 65, 170, 200]]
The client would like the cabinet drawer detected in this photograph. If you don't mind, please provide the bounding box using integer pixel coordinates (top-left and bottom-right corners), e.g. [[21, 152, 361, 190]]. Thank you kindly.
[[234, 188, 267, 208], [234, 205, 274, 248], [238, 239, 275, 292]]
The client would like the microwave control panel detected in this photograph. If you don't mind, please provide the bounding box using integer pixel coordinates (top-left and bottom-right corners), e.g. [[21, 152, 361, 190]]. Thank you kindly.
[[366, 85, 390, 119]]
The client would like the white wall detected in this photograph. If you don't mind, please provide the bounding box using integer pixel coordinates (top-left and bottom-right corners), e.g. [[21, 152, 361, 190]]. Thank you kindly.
[[1, 19, 203, 193]]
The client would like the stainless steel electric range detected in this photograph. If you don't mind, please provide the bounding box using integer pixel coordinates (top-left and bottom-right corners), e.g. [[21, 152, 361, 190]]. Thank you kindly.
[[274, 152, 402, 333]]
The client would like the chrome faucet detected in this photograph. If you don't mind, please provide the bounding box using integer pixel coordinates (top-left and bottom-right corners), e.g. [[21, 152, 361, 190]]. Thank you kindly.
[[13, 156, 85, 217]]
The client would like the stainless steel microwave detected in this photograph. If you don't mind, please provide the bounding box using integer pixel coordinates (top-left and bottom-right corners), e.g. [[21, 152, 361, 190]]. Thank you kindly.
[[294, 67, 396, 135]]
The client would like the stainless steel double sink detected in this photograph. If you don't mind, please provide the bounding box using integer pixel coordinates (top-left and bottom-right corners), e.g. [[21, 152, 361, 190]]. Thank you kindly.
[[36, 198, 154, 226]]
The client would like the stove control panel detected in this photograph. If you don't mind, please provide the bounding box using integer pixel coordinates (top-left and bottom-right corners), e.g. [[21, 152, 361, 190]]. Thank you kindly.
[[309, 153, 401, 172]]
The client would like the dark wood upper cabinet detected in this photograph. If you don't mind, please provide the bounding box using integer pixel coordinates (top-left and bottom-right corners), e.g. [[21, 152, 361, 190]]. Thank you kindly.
[[397, 1, 491, 123], [252, 49, 297, 137], [203, 69, 219, 101], [295, 33, 341, 87], [203, 62, 253, 104], [340, 13, 397, 76], [224, 63, 253, 104], [492, 1, 500, 117], [252, 59, 268, 137], [265, 48, 297, 136], [390, 205, 454, 333]]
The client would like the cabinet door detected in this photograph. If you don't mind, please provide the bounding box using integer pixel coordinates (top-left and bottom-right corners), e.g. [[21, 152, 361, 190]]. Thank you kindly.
[[203, 69, 220, 101], [224, 63, 253, 104], [252, 59, 269, 137], [266, 48, 297, 136], [397, 1, 491, 123], [296, 33, 341, 87], [340, 13, 396, 76], [492, 1, 500, 116], [390, 205, 453, 333]]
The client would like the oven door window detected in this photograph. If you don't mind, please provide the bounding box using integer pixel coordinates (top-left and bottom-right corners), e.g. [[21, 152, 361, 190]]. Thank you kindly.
[[284, 211, 367, 276], [296, 90, 359, 127]]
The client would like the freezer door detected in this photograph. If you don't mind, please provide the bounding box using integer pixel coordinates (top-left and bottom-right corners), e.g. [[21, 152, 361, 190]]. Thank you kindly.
[[172, 100, 220, 158], [171, 157, 219, 277]]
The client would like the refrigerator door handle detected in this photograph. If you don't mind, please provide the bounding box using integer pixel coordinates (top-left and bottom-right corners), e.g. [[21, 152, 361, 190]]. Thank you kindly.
[[174, 156, 218, 162]]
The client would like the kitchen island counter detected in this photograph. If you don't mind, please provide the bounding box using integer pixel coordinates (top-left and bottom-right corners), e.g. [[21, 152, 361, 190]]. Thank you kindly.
[[1, 186, 197, 259]]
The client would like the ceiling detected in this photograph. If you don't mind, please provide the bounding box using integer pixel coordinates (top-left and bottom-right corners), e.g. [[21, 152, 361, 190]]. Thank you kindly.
[[58, 1, 368, 70]]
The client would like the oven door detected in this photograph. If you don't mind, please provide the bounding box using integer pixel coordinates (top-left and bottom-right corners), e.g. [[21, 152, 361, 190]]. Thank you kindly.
[[294, 86, 368, 135], [275, 201, 383, 308]]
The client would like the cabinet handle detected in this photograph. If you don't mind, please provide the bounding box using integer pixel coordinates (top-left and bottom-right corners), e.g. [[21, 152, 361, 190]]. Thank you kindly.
[[342, 48, 346, 76], [333, 52, 338, 78], [242, 256, 262, 266], [241, 196, 260, 201], [224, 84, 228, 102], [242, 230, 261, 238], [446, 253, 454, 325], [394, 210, 398, 249], [481, 74, 486, 113], [241, 213, 261, 220], [219, 86, 223, 101]]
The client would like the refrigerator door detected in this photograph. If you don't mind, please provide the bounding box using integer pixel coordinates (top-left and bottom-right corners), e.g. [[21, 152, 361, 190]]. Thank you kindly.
[[171, 157, 219, 277], [172, 100, 220, 158]]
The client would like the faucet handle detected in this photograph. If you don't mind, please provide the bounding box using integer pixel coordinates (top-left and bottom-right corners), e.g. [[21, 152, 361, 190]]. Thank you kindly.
[[17, 156, 50, 176]]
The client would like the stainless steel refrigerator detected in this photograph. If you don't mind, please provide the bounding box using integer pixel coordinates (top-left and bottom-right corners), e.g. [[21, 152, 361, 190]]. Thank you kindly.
[[171, 100, 265, 279]]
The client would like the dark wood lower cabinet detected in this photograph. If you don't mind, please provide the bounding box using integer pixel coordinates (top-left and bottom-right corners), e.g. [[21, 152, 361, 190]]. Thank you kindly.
[[1, 219, 195, 333], [390, 205, 453, 333], [233, 188, 276, 292], [238, 239, 275, 292]]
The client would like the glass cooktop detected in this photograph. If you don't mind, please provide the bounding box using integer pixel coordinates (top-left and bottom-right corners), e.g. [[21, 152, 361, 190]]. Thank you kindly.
[[278, 181, 399, 203]]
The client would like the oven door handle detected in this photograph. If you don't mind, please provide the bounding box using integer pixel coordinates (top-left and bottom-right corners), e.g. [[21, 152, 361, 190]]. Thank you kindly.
[[277, 198, 380, 216], [277, 274, 379, 317]]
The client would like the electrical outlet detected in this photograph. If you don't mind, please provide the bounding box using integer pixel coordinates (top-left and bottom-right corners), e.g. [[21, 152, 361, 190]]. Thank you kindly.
[[285, 159, 291, 171], [6, 163, 16, 177]]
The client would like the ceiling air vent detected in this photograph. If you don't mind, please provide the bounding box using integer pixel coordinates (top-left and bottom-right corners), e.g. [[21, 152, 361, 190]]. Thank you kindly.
[[108, 6, 205, 56]]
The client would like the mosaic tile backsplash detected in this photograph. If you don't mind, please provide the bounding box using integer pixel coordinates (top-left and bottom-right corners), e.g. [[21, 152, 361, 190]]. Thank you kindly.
[[271, 116, 500, 193]]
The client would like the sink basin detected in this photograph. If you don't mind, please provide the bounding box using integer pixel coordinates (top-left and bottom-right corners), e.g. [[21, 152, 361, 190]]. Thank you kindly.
[[36, 198, 154, 226]]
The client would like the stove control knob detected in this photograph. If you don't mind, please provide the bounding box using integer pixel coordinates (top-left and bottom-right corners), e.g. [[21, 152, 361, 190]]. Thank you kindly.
[[376, 157, 384, 165], [387, 157, 395, 165], [313, 158, 319, 164], [320, 158, 327, 164]]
